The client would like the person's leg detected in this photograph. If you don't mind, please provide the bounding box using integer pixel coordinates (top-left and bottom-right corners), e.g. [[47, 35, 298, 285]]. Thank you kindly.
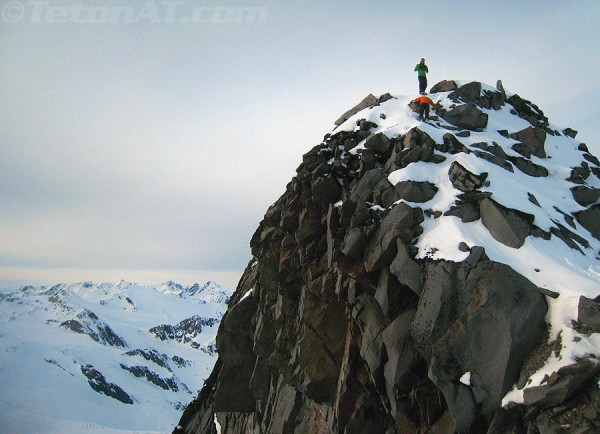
[[418, 76, 426, 94], [424, 104, 430, 120], [419, 103, 425, 120]]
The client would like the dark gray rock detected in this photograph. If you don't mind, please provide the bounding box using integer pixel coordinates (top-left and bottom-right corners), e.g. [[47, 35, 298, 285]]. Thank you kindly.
[[392, 180, 438, 203], [81, 364, 133, 404], [471, 141, 509, 159], [571, 186, 600, 206], [213, 293, 259, 412], [510, 156, 549, 177], [388, 127, 437, 170], [364, 203, 424, 272], [440, 104, 488, 130], [411, 260, 548, 432], [578, 296, 600, 333], [510, 127, 547, 158], [444, 201, 481, 223], [389, 240, 423, 295], [365, 132, 393, 155], [440, 133, 469, 154], [448, 161, 488, 192], [487, 405, 526, 434], [311, 175, 342, 209], [480, 198, 534, 248], [507, 94, 548, 128], [563, 128, 578, 138], [449, 81, 482, 103], [523, 362, 600, 408], [574, 204, 600, 240], [350, 168, 389, 203], [430, 80, 458, 93], [473, 150, 514, 172], [335, 94, 378, 126], [340, 227, 368, 260]]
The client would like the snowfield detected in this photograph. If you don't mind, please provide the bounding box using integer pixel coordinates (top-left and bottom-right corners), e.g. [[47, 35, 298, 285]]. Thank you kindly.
[[0, 280, 232, 434]]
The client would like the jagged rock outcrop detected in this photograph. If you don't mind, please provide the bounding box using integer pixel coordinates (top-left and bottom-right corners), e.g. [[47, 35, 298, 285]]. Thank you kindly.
[[61, 309, 127, 347], [80, 364, 134, 404], [178, 81, 600, 433]]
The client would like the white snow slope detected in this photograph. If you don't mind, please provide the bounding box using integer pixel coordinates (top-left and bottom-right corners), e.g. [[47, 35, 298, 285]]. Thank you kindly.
[[0, 280, 232, 434], [334, 81, 600, 403]]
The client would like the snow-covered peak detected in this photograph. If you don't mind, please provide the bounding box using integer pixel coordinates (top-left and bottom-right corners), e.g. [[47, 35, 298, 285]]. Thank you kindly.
[[331, 80, 600, 404]]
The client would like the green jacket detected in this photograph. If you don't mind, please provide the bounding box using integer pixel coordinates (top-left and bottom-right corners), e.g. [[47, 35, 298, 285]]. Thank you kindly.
[[414, 63, 428, 77]]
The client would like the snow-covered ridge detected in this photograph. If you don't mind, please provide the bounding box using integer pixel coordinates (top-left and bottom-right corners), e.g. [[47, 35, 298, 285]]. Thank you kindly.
[[333, 81, 600, 404], [0, 280, 233, 434]]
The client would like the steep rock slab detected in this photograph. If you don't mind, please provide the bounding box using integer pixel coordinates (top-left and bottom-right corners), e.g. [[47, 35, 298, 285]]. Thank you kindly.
[[364, 203, 424, 272], [574, 204, 600, 240], [571, 186, 600, 206], [335, 94, 378, 126], [411, 260, 548, 433], [480, 198, 534, 248]]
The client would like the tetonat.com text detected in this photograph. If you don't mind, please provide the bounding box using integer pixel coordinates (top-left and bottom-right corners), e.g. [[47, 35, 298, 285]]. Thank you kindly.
[[1, 1, 269, 24]]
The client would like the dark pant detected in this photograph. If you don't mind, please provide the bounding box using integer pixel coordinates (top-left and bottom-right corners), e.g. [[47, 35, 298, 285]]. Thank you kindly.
[[418, 75, 427, 93], [418, 103, 430, 120]]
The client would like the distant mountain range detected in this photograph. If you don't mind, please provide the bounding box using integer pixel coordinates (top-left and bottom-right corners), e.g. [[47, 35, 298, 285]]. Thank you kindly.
[[0, 280, 232, 434]]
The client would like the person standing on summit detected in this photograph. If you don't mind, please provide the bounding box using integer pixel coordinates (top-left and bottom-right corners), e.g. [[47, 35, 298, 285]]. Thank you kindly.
[[414, 58, 429, 94]]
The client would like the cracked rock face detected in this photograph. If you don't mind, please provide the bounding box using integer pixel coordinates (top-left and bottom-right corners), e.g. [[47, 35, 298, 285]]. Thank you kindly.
[[178, 81, 600, 434]]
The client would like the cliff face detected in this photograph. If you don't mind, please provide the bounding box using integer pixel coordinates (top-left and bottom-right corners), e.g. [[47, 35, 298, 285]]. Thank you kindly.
[[179, 80, 600, 433]]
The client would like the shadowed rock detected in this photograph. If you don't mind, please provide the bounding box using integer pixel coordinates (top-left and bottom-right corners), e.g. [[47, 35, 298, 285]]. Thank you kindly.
[[480, 198, 534, 248]]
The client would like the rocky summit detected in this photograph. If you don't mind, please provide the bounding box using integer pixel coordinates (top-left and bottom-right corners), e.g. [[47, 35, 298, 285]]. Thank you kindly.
[[178, 80, 600, 433]]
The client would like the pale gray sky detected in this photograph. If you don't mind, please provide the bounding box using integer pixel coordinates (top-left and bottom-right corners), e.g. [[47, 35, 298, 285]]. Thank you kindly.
[[1, 0, 599, 289]]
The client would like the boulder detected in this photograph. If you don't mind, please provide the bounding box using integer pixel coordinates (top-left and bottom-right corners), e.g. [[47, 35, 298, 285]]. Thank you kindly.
[[578, 296, 600, 333], [430, 80, 458, 93], [392, 180, 438, 203], [411, 260, 548, 432], [571, 186, 600, 206], [440, 133, 469, 154], [507, 94, 548, 127], [448, 161, 488, 192], [449, 81, 482, 103], [349, 168, 388, 203], [365, 132, 393, 155], [440, 104, 488, 130], [510, 127, 547, 158], [389, 127, 437, 170], [480, 198, 534, 248]]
